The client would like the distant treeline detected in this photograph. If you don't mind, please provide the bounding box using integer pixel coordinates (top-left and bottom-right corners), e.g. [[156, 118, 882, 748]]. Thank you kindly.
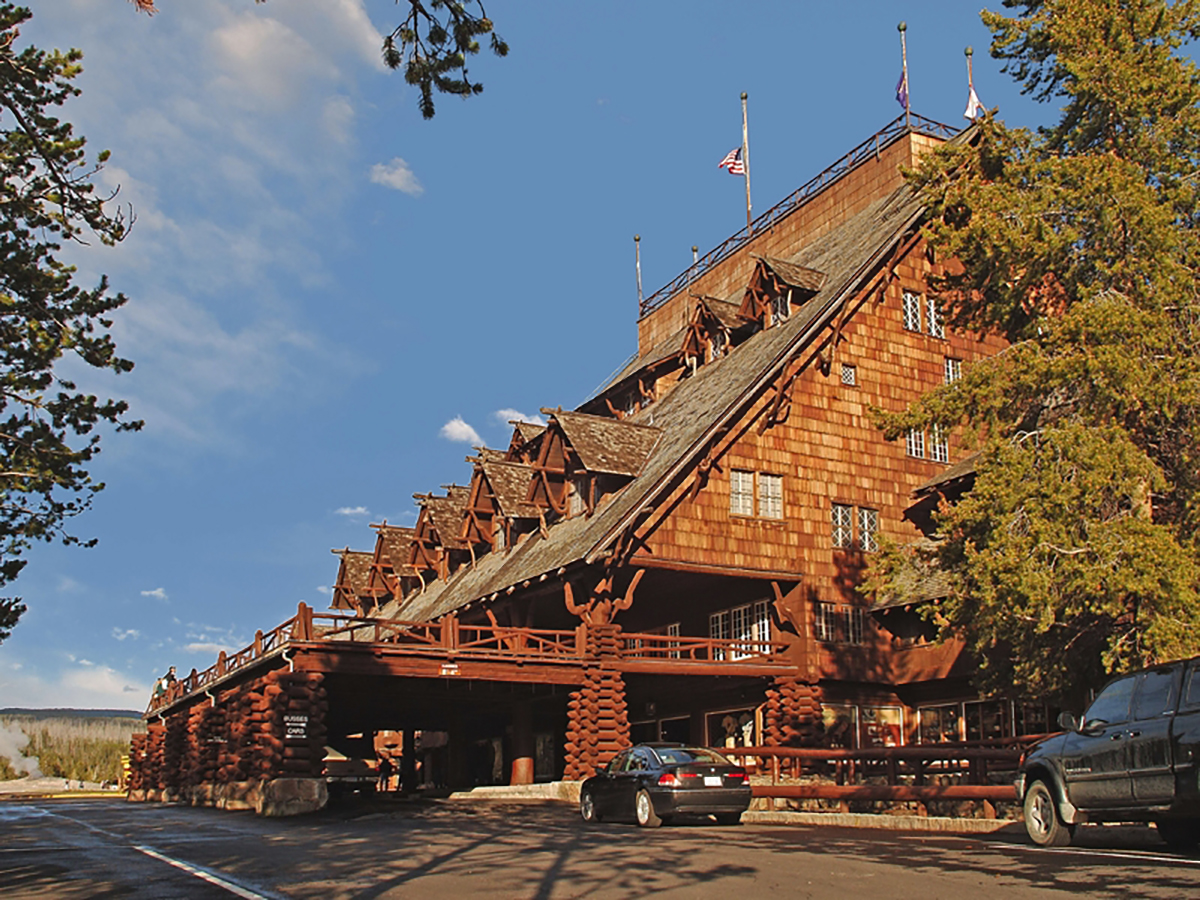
[[0, 715, 146, 783]]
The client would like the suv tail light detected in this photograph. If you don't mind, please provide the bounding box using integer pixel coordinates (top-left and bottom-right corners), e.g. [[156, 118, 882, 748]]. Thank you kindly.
[[657, 773, 680, 787]]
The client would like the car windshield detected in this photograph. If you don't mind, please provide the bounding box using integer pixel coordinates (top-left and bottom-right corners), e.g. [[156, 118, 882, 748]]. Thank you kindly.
[[653, 747, 732, 766]]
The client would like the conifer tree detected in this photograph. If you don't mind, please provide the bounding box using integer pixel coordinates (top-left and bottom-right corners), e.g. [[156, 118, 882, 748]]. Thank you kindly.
[[0, 5, 140, 642], [869, 0, 1200, 703]]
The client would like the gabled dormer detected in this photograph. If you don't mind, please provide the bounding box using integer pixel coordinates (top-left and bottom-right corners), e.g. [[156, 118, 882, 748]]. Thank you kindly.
[[330, 548, 373, 614], [363, 524, 417, 611], [462, 450, 541, 552], [506, 420, 546, 464], [680, 296, 747, 372], [738, 255, 827, 329], [527, 409, 661, 518], [409, 485, 471, 582]]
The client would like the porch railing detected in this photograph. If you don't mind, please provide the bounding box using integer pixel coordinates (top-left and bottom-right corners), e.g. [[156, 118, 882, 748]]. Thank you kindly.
[[620, 632, 789, 664]]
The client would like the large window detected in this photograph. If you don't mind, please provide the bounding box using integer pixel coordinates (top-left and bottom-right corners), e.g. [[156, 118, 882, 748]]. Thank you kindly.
[[925, 297, 945, 338], [832, 502, 879, 551], [831, 504, 854, 548], [710, 600, 771, 660], [732, 470, 784, 519], [902, 291, 922, 332], [857, 508, 879, 552], [814, 602, 868, 645], [906, 428, 925, 459], [930, 425, 950, 464]]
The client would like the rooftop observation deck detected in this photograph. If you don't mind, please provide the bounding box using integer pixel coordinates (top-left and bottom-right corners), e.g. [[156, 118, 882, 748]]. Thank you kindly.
[[638, 112, 959, 319], [146, 602, 794, 716]]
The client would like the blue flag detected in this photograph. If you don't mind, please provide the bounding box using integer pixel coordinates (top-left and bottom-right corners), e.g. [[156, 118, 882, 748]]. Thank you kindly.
[[895, 71, 909, 110]]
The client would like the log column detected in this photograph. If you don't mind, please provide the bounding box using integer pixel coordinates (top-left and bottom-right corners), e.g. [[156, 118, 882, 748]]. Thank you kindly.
[[510, 702, 535, 786], [564, 624, 630, 780], [764, 675, 823, 746]]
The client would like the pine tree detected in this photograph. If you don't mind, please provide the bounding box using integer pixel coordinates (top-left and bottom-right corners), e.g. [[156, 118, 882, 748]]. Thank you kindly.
[[868, 0, 1200, 703], [0, 5, 140, 641]]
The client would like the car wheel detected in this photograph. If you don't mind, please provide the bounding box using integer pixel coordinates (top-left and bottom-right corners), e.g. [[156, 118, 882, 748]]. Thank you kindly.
[[1023, 779, 1073, 847], [580, 790, 601, 823], [1156, 818, 1200, 850], [715, 813, 742, 826], [635, 789, 662, 828]]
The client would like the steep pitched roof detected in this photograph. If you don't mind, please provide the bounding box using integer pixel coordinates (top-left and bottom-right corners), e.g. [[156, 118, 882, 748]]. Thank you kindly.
[[481, 458, 540, 518], [386, 186, 927, 623], [755, 254, 829, 294], [331, 549, 372, 609], [420, 486, 470, 550], [914, 452, 980, 497], [376, 525, 415, 566], [512, 421, 546, 445], [546, 410, 661, 477], [600, 326, 688, 392]]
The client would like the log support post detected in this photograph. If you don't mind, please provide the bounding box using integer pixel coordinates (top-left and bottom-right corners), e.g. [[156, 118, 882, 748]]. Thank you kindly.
[[764, 675, 823, 747], [510, 702, 535, 786], [564, 624, 631, 780]]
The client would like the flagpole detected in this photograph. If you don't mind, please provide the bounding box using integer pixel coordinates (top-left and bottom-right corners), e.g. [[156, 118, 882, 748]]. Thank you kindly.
[[741, 92, 752, 236], [966, 45, 974, 95], [634, 235, 643, 312], [898, 21, 910, 128]]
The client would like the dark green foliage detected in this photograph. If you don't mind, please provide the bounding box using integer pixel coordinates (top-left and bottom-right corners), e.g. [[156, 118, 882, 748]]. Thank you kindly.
[[867, 0, 1200, 702], [0, 5, 140, 640], [383, 1, 508, 119]]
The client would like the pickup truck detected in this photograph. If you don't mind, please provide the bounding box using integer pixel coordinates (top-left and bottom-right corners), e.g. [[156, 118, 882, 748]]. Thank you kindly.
[[1016, 657, 1200, 848]]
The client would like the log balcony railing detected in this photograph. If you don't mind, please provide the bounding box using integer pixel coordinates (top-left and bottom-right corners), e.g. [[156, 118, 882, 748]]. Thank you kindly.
[[146, 603, 793, 714]]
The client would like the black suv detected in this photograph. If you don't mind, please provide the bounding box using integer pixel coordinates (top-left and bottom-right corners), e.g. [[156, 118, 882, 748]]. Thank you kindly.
[[1017, 657, 1200, 848]]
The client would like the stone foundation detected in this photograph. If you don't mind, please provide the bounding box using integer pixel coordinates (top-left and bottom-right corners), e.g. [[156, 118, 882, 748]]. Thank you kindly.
[[126, 777, 327, 817]]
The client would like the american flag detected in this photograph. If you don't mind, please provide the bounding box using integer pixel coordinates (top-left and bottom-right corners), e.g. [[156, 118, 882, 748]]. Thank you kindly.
[[718, 146, 745, 175]]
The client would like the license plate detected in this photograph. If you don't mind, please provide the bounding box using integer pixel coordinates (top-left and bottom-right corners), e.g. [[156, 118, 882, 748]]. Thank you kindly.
[[704, 776, 722, 787]]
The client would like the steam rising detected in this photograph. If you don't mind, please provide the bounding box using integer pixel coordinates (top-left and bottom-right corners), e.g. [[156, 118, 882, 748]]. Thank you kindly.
[[0, 722, 42, 778]]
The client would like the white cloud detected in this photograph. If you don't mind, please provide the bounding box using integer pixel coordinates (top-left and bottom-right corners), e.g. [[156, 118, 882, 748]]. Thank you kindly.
[[335, 506, 371, 517], [317, 585, 331, 596], [141, 588, 169, 601], [112, 628, 141, 642], [183, 641, 237, 655], [57, 576, 84, 593], [440, 416, 483, 445], [370, 157, 424, 196], [494, 408, 546, 427], [0, 649, 150, 709]]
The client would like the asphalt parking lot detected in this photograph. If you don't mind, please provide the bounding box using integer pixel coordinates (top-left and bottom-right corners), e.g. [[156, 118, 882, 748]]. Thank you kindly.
[[2, 797, 1199, 899]]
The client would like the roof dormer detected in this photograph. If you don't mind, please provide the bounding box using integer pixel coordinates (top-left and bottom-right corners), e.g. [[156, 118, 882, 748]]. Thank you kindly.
[[738, 255, 827, 328]]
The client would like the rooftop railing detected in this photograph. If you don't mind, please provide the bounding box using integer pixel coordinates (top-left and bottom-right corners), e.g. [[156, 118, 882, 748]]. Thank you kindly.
[[638, 112, 959, 318]]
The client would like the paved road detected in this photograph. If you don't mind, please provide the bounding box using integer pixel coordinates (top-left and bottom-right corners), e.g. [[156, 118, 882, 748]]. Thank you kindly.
[[2, 798, 1199, 899]]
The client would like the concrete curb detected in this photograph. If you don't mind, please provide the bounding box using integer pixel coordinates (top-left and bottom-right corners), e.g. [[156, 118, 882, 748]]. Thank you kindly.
[[448, 782, 582, 803], [742, 810, 1022, 833]]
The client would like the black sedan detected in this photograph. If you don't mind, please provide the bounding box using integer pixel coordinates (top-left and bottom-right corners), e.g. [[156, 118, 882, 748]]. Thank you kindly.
[[579, 743, 752, 827]]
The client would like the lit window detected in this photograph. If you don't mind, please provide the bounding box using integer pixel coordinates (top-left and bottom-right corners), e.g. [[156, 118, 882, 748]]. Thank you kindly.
[[710, 600, 771, 659], [944, 357, 962, 384], [906, 428, 925, 459], [758, 473, 783, 519], [902, 291, 922, 332], [857, 507, 879, 552], [832, 503, 854, 548], [730, 469, 754, 517], [709, 610, 730, 641], [841, 363, 857, 386], [844, 607, 866, 645], [815, 602, 838, 642], [930, 425, 950, 464], [926, 297, 945, 338]]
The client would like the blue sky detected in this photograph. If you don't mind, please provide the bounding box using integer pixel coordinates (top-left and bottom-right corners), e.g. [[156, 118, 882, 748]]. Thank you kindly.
[[1, 1, 1054, 709]]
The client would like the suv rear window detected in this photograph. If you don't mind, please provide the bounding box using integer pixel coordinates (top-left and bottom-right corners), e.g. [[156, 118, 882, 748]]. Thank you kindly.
[[653, 747, 732, 766]]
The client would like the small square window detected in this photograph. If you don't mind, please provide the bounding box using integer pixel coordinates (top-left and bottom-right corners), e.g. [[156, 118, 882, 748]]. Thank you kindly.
[[931, 425, 950, 464], [944, 357, 962, 384], [906, 428, 925, 459], [758, 473, 783, 519], [730, 469, 755, 517], [902, 291, 922, 332], [832, 503, 854, 548], [926, 297, 945, 339], [841, 363, 857, 386], [857, 507, 879, 552]]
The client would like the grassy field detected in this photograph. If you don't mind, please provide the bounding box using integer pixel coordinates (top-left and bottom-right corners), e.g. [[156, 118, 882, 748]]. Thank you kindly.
[[0, 715, 146, 784]]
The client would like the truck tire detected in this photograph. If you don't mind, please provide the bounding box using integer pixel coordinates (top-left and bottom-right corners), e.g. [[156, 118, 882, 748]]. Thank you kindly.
[[1024, 779, 1074, 847]]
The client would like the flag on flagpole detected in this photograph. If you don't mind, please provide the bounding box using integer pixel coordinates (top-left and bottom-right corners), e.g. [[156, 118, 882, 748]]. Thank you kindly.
[[895, 71, 909, 111], [964, 85, 985, 120], [718, 147, 745, 175]]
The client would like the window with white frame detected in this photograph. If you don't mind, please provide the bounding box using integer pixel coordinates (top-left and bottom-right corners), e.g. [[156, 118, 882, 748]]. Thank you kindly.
[[906, 428, 925, 459], [930, 424, 950, 464], [815, 602, 838, 642], [730, 469, 755, 517], [831, 503, 854, 548], [841, 363, 857, 386], [758, 473, 783, 519], [902, 291, 922, 332], [944, 357, 962, 384], [710, 600, 770, 660], [770, 292, 790, 326], [857, 507, 879, 552], [926, 297, 945, 338], [843, 606, 866, 644], [710, 329, 727, 361]]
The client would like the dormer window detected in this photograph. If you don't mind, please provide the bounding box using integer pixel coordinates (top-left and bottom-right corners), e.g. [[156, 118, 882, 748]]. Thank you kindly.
[[770, 292, 791, 327], [710, 328, 727, 361]]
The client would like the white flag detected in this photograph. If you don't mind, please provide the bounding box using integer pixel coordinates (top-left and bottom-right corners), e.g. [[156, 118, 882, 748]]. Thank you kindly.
[[964, 85, 985, 120]]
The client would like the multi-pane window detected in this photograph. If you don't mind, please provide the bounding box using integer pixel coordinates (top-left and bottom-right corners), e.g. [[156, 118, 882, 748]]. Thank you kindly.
[[944, 357, 962, 384], [770, 293, 790, 326], [831, 503, 854, 548], [857, 507, 879, 552], [758, 473, 783, 519], [930, 425, 950, 464], [843, 606, 866, 644], [710, 600, 771, 660], [732, 470, 783, 519], [730, 469, 755, 517], [926, 297, 945, 338], [906, 428, 925, 459], [902, 291, 922, 331], [815, 602, 838, 642], [710, 329, 727, 360], [841, 363, 857, 386]]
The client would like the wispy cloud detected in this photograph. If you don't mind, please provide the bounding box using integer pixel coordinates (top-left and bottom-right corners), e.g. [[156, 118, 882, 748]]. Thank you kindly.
[[141, 587, 169, 601], [494, 408, 546, 427], [370, 157, 424, 195], [183, 641, 237, 655], [335, 506, 371, 517], [112, 628, 141, 642], [440, 416, 483, 445]]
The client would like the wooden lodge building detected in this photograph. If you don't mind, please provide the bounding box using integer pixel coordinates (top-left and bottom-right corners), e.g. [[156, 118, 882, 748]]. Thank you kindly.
[[129, 114, 1045, 808]]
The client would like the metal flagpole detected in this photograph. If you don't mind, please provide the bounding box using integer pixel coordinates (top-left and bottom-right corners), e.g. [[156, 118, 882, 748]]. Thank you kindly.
[[966, 45, 974, 95], [898, 22, 910, 128], [741, 92, 753, 235], [634, 235, 643, 312]]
